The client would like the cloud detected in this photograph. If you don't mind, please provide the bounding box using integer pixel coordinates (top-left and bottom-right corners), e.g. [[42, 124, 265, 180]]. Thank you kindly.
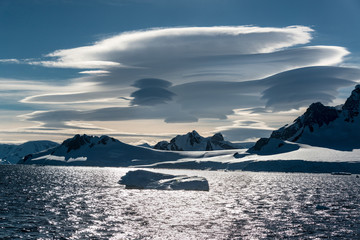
[[261, 66, 360, 110], [169, 66, 360, 117], [132, 78, 172, 88], [0, 59, 20, 63], [220, 127, 274, 142], [79, 70, 110, 75], [0, 78, 59, 91], [215, 119, 275, 142], [29, 60, 123, 69], [17, 25, 331, 89], [21, 89, 130, 104], [21, 66, 360, 131], [130, 78, 175, 106], [22, 102, 199, 130], [29, 26, 313, 69], [130, 88, 175, 106], [13, 26, 350, 106], [1, 25, 359, 140]]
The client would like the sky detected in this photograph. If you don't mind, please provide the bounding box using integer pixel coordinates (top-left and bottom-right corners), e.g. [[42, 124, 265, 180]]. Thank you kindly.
[[1, 0, 360, 144]]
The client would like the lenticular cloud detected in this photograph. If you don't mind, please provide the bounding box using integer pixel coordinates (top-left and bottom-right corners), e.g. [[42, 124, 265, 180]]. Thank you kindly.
[[35, 26, 314, 70], [14, 25, 359, 136]]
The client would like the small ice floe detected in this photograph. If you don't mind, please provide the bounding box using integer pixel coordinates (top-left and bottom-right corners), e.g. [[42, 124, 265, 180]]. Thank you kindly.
[[331, 172, 352, 175], [118, 170, 209, 191], [315, 205, 330, 211]]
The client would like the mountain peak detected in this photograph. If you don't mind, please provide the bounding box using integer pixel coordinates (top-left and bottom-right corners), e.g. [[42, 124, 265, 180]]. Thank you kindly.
[[63, 134, 92, 153], [154, 131, 239, 151], [188, 130, 201, 137], [211, 133, 224, 142], [251, 84, 360, 151], [301, 102, 338, 128], [342, 85, 360, 120], [62, 134, 117, 153]]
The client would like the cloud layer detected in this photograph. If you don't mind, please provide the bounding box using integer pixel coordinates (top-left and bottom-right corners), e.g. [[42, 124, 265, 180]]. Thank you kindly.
[[2, 25, 359, 141], [32, 26, 314, 69]]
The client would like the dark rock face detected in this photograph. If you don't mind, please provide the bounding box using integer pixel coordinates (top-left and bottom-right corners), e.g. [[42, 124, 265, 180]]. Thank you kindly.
[[62, 134, 117, 153], [342, 85, 360, 121], [153, 141, 170, 150], [63, 134, 92, 153], [22, 154, 32, 163], [154, 130, 238, 151], [250, 138, 270, 152], [211, 133, 224, 142], [299, 102, 339, 129], [98, 135, 116, 145], [187, 130, 202, 146], [270, 102, 339, 141]]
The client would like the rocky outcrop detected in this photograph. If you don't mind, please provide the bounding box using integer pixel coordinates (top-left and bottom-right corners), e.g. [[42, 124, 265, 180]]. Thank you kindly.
[[62, 134, 117, 153], [342, 85, 360, 121], [270, 102, 339, 142], [154, 130, 241, 151]]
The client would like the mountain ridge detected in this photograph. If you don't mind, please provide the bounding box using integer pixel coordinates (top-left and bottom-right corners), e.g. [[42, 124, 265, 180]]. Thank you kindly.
[[153, 130, 242, 151], [250, 84, 360, 152], [18, 134, 220, 167], [0, 141, 59, 164]]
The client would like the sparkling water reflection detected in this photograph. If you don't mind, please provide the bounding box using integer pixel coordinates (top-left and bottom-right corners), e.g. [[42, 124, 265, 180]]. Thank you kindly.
[[0, 165, 359, 239]]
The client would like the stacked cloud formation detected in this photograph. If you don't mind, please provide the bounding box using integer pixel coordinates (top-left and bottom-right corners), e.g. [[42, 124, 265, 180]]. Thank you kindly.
[[3, 25, 358, 140]]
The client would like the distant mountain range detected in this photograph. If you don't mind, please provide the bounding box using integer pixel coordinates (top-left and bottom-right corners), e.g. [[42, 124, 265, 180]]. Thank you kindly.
[[0, 141, 59, 164], [153, 130, 242, 151], [250, 84, 360, 152]]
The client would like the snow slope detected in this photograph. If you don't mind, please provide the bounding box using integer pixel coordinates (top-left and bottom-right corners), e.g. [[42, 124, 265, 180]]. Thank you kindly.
[[16, 134, 360, 173], [136, 143, 360, 173], [154, 130, 242, 151], [0, 141, 59, 164]]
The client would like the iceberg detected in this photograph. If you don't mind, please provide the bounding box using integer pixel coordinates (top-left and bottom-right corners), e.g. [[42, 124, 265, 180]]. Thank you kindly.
[[118, 170, 209, 191]]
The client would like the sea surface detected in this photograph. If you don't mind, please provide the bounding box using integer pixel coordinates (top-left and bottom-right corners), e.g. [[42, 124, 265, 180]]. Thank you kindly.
[[1, 165, 359, 239]]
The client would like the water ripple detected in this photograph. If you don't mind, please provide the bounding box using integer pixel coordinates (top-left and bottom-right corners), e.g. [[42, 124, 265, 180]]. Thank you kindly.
[[0, 165, 359, 239]]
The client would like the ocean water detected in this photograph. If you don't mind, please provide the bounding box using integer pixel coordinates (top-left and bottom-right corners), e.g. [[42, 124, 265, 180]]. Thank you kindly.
[[0, 165, 359, 239]]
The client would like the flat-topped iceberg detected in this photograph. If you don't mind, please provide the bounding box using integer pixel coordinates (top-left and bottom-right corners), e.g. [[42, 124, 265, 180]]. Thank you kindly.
[[118, 170, 209, 191]]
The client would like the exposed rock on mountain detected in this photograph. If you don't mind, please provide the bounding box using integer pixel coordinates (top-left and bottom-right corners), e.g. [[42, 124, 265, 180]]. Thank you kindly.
[[18, 134, 203, 167], [153, 130, 241, 151], [250, 84, 360, 152]]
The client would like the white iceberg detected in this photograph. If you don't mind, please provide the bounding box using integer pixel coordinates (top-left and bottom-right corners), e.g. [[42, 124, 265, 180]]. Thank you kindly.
[[118, 170, 209, 191]]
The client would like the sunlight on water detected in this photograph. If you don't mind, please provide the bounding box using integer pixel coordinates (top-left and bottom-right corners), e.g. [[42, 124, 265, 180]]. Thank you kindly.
[[0, 165, 359, 239]]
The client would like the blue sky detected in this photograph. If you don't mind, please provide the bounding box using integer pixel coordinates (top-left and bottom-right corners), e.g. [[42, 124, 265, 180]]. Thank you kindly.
[[1, 0, 360, 144]]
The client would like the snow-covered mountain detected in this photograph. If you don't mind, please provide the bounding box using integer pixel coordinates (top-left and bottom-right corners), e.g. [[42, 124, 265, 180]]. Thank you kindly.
[[153, 130, 242, 151], [15, 85, 360, 173], [17, 134, 212, 167], [250, 84, 360, 152], [15, 134, 360, 173], [137, 143, 153, 148], [0, 141, 59, 164]]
